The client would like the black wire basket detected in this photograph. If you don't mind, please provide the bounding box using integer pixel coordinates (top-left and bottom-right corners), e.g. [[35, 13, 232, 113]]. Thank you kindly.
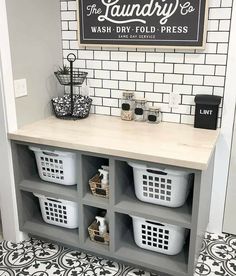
[[54, 69, 88, 86], [52, 53, 92, 120], [52, 94, 92, 120]]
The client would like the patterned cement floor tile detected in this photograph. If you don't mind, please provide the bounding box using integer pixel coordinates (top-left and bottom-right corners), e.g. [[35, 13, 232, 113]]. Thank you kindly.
[[0, 233, 235, 276]]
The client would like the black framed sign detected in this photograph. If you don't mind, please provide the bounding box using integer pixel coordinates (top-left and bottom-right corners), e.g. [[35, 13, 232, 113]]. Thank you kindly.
[[78, 0, 208, 48]]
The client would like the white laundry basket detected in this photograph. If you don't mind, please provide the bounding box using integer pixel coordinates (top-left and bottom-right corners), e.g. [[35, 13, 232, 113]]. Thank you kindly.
[[29, 146, 77, 185], [128, 162, 192, 207], [34, 193, 79, 229], [131, 215, 186, 255]]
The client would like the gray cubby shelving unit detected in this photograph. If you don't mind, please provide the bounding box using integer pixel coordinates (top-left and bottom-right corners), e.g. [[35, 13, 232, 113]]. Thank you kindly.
[[11, 141, 214, 276]]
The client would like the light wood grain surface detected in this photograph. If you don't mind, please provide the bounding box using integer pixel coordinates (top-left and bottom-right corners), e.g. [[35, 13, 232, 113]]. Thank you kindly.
[[8, 115, 219, 170]]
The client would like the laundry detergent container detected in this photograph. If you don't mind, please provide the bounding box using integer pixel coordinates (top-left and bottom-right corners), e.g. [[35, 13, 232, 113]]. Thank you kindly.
[[29, 146, 77, 185], [128, 162, 192, 207]]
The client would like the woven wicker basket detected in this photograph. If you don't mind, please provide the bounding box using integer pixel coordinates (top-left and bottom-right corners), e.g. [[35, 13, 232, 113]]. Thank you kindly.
[[88, 221, 110, 245], [89, 174, 109, 198]]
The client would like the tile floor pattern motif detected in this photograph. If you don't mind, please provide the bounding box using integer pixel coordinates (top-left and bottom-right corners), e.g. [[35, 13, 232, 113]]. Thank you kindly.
[[0, 232, 235, 276]]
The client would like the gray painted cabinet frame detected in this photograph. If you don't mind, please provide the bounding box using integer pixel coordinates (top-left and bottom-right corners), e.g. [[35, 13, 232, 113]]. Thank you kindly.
[[11, 141, 215, 276]]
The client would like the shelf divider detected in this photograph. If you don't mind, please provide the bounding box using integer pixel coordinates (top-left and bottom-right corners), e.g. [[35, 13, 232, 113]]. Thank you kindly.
[[19, 176, 78, 202]]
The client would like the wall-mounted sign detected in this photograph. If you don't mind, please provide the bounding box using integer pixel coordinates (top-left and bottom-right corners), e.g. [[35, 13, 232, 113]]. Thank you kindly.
[[78, 0, 208, 48]]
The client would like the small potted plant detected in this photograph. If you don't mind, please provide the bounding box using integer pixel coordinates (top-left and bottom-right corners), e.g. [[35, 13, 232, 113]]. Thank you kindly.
[[54, 65, 71, 85]]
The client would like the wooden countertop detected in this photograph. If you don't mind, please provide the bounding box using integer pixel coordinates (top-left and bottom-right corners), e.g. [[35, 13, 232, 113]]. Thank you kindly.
[[8, 115, 219, 170]]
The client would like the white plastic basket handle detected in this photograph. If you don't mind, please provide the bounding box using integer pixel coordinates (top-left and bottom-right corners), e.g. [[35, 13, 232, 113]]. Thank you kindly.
[[146, 220, 165, 226], [42, 150, 59, 157], [46, 197, 62, 203], [146, 167, 167, 175]]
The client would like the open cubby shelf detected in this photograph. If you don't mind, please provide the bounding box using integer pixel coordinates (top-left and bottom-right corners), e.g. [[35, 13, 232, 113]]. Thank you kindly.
[[114, 213, 189, 276], [11, 142, 213, 276]]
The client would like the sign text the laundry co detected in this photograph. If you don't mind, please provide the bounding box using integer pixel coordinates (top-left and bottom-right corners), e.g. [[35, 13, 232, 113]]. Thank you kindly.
[[78, 0, 208, 48]]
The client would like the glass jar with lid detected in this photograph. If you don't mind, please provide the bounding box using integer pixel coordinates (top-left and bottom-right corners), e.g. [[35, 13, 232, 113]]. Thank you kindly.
[[134, 98, 147, 122], [147, 106, 162, 124], [121, 91, 134, 121]]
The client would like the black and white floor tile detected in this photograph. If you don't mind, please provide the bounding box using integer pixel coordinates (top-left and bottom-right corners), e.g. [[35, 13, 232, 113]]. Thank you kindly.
[[0, 233, 235, 276]]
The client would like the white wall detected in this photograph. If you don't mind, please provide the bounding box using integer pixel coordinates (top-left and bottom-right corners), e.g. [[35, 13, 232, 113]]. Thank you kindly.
[[6, 0, 64, 127], [208, 1, 236, 233], [0, 0, 22, 242]]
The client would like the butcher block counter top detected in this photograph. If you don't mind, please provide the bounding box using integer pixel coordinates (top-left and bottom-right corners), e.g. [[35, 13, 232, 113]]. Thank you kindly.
[[8, 115, 219, 170]]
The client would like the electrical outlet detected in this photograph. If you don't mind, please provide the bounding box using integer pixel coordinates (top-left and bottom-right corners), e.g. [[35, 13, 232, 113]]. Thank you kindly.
[[169, 92, 180, 109], [14, 79, 28, 98]]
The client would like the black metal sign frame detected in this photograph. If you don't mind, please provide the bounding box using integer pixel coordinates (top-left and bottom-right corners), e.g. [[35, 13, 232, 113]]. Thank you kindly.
[[78, 0, 208, 48]]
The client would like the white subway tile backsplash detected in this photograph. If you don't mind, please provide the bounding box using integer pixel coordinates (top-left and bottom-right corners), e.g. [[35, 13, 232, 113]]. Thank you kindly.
[[174, 64, 194, 74], [214, 87, 224, 97], [68, 1, 77, 10], [164, 74, 183, 84], [111, 89, 123, 99], [185, 54, 205, 64], [173, 105, 191, 115], [145, 92, 163, 102], [208, 0, 221, 8], [62, 40, 69, 49], [111, 71, 127, 81], [219, 20, 231, 31], [215, 66, 226, 76], [207, 32, 229, 43], [204, 76, 225, 86], [137, 62, 154, 72], [62, 30, 77, 40], [145, 73, 163, 83], [155, 63, 173, 73], [103, 80, 119, 89], [103, 98, 119, 107], [61, 0, 232, 125], [181, 115, 194, 125], [207, 20, 219, 31], [209, 8, 231, 19], [89, 79, 102, 88], [95, 88, 110, 97], [146, 53, 164, 62], [217, 43, 229, 54], [111, 51, 127, 61], [128, 52, 145, 62], [136, 82, 153, 92], [128, 72, 145, 82], [61, 11, 76, 21], [95, 106, 110, 115], [78, 50, 93, 59], [193, 86, 213, 95], [103, 61, 119, 70], [86, 60, 101, 69], [221, 0, 233, 7], [119, 62, 136, 71], [90, 97, 102, 106], [68, 21, 78, 31], [165, 53, 184, 64], [61, 21, 68, 31], [95, 70, 110, 80], [162, 113, 180, 123], [205, 54, 227, 65], [154, 83, 172, 93], [111, 107, 121, 116], [194, 65, 215, 75], [173, 84, 192, 95], [182, 95, 195, 105], [94, 51, 110, 60], [184, 75, 204, 85], [119, 81, 135, 90], [61, 2, 67, 11]]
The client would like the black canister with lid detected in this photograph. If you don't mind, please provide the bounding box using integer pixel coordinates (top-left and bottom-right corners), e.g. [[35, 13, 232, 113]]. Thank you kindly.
[[194, 94, 221, 130]]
